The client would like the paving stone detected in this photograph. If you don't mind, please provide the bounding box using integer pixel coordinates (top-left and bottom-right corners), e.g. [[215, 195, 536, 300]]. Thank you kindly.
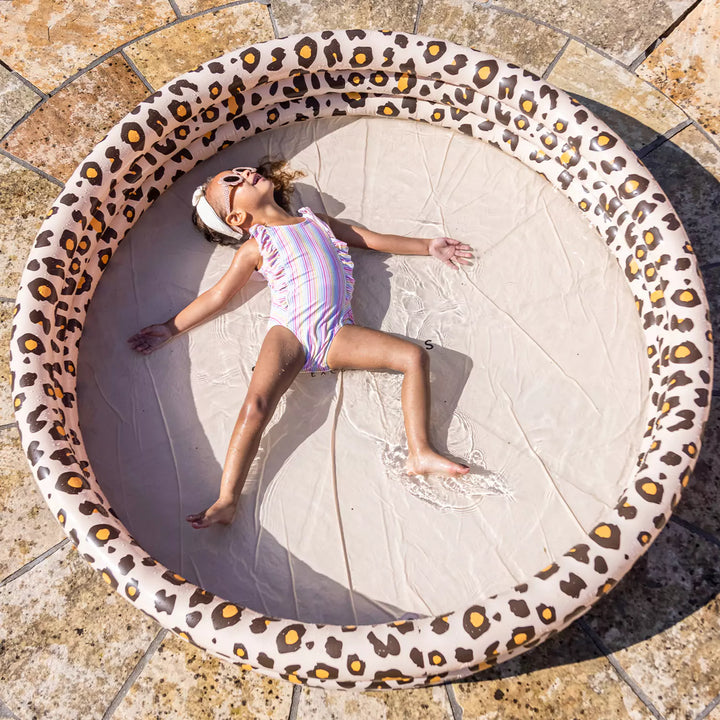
[[112, 632, 293, 720], [0, 66, 41, 139], [271, 0, 417, 37], [0, 542, 160, 720], [0, 301, 15, 426], [487, 0, 696, 65], [0, 424, 67, 582], [417, 0, 566, 77], [641, 124, 720, 268], [123, 4, 275, 90], [0, 0, 175, 94], [1, 54, 149, 183], [0, 155, 59, 301], [637, 0, 720, 137], [451, 621, 653, 720], [582, 521, 720, 719], [174, 0, 241, 15], [547, 40, 689, 152], [297, 684, 452, 719]]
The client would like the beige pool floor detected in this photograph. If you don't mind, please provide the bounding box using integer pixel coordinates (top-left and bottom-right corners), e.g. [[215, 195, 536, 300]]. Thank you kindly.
[[2, 1, 720, 718]]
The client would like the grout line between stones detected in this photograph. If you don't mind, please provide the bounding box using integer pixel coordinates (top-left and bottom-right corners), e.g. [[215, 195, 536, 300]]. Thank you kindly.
[[670, 514, 720, 551], [167, 0, 183, 20], [577, 618, 666, 720], [700, 261, 720, 273], [287, 684, 301, 720], [268, 3, 282, 40], [0, 65, 47, 144], [1, 296, 18, 303], [0, 421, 19, 432], [542, 38, 570, 80], [120, 49, 156, 93], [0, 147, 64, 186], [445, 681, 463, 720], [627, 0, 704, 72], [102, 628, 168, 719], [696, 691, 720, 720], [0, 98, 44, 145], [414, 0, 424, 34], [636, 118, 693, 158], [689, 119, 720, 155], [0, 538, 70, 589], [0, 61, 48, 100], [0, 697, 21, 720]]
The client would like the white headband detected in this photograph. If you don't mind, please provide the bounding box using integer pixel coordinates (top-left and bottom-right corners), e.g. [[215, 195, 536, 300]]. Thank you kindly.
[[191, 185, 245, 239]]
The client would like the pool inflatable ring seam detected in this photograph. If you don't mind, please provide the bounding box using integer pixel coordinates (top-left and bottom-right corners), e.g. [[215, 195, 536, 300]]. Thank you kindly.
[[11, 29, 712, 689]]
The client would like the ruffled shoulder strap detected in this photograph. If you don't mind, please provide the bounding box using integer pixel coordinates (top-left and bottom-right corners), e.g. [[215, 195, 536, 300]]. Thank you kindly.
[[249, 222, 266, 240], [298, 207, 334, 237]]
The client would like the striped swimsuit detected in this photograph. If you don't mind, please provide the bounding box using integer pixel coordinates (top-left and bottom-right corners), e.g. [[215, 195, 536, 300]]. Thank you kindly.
[[250, 207, 355, 373]]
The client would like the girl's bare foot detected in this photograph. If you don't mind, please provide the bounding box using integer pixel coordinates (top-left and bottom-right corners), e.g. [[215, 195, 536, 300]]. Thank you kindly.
[[406, 449, 470, 477], [186, 499, 237, 529]]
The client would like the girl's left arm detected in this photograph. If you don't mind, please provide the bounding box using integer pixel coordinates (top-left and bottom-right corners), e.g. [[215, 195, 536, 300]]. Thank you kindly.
[[317, 213, 473, 270]]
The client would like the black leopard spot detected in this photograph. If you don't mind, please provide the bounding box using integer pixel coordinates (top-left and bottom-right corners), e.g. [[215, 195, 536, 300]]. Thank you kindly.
[[367, 631, 401, 657], [507, 626, 535, 649], [325, 636, 342, 658], [473, 59, 498, 88], [536, 604, 556, 624], [309, 663, 339, 680], [121, 122, 145, 150], [423, 41, 446, 63], [559, 573, 587, 598], [55, 470, 89, 495], [508, 599, 530, 617], [277, 624, 305, 653], [347, 654, 366, 675], [462, 605, 490, 638], [565, 544, 590, 563], [590, 523, 621, 549], [155, 590, 177, 615], [535, 563, 559, 580], [430, 616, 450, 634], [125, 579, 140, 601], [211, 602, 242, 630], [99, 567, 118, 591], [590, 132, 617, 151], [81, 162, 102, 185]]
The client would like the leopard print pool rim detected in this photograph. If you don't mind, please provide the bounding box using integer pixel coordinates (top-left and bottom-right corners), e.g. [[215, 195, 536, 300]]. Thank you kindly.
[[10, 30, 713, 689]]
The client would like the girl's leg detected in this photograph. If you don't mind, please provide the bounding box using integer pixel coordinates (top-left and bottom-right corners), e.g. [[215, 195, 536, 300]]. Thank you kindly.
[[325, 325, 469, 476], [186, 325, 306, 529]]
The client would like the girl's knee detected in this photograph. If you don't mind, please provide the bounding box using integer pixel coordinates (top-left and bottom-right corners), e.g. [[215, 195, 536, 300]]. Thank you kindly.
[[241, 394, 271, 426], [401, 342, 429, 373]]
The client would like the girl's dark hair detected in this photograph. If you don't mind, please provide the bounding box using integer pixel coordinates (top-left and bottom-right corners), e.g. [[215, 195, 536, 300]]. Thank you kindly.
[[191, 158, 306, 247]]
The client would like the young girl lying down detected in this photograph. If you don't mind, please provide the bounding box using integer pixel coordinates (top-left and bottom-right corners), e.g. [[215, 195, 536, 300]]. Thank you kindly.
[[128, 161, 473, 529]]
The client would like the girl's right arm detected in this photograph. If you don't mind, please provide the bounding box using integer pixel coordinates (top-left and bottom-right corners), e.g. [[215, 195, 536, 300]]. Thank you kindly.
[[127, 238, 261, 355]]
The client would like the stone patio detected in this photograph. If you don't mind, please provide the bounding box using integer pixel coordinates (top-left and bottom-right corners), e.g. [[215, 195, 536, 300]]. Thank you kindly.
[[1, 1, 719, 718]]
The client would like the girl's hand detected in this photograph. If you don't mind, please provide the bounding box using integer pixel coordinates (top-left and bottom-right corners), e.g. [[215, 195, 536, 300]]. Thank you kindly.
[[428, 237, 473, 270], [127, 323, 173, 355]]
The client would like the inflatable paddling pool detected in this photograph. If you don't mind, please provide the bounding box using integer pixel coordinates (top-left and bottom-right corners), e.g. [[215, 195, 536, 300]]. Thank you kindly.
[[10, 30, 713, 689]]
